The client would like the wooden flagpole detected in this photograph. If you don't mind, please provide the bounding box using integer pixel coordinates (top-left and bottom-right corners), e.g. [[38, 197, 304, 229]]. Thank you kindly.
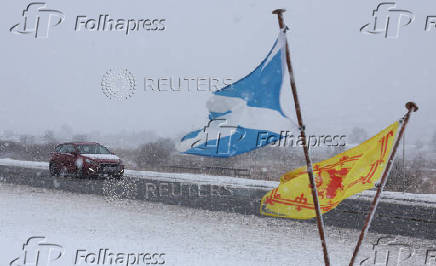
[[272, 9, 331, 266], [349, 102, 418, 266]]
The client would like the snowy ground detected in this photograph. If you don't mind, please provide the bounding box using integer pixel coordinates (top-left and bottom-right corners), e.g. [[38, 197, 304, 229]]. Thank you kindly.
[[0, 183, 434, 266]]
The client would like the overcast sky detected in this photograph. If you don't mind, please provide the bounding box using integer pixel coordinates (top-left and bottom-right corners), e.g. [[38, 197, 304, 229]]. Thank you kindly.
[[1, 0, 435, 144]]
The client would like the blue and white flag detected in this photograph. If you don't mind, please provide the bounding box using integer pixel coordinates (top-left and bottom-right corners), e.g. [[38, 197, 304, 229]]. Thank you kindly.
[[178, 30, 295, 157]]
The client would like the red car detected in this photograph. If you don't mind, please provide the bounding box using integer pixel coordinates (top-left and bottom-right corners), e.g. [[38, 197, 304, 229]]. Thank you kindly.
[[49, 142, 124, 178]]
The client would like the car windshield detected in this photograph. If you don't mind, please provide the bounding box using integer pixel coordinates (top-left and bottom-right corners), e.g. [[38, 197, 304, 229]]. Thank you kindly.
[[77, 144, 111, 154]]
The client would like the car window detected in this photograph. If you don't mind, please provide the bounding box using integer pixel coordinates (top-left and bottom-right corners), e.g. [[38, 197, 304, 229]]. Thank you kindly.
[[58, 145, 67, 153], [55, 145, 63, 153], [62, 144, 76, 154], [77, 144, 111, 154]]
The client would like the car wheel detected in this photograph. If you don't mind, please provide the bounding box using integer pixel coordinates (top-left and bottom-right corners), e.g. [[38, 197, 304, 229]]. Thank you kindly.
[[59, 166, 68, 177], [75, 169, 85, 179], [49, 163, 59, 177], [112, 174, 123, 180]]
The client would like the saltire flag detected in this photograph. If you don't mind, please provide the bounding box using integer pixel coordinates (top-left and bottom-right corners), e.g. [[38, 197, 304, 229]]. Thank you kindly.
[[177, 30, 295, 157], [260, 121, 400, 219]]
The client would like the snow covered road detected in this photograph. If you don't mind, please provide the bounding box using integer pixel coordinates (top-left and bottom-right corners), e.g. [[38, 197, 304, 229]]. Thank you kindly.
[[0, 183, 434, 266]]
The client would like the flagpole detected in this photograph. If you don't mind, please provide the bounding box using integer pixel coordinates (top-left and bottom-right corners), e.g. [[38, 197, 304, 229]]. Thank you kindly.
[[349, 102, 418, 266], [272, 9, 331, 266]]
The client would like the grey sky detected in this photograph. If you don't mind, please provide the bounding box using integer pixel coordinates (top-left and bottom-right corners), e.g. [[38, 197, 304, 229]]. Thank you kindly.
[[1, 0, 435, 143]]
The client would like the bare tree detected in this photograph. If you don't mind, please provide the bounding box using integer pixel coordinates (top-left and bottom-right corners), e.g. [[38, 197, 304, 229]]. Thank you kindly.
[[43, 130, 57, 144], [431, 131, 436, 152], [135, 138, 175, 168], [349, 127, 368, 144], [72, 134, 88, 142], [415, 139, 424, 150]]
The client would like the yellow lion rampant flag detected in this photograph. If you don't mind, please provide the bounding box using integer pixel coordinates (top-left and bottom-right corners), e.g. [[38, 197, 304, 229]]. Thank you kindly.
[[260, 121, 400, 219]]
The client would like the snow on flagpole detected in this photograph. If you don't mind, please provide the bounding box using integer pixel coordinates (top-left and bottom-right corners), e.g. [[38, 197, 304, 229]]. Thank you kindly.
[[272, 9, 331, 266], [348, 102, 418, 266]]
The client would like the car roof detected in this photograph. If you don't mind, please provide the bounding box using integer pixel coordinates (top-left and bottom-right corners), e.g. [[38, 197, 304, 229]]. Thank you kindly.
[[59, 142, 100, 146]]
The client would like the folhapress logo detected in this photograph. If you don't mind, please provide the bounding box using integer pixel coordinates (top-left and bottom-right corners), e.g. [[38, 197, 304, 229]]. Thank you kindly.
[[359, 237, 414, 265], [9, 236, 64, 266], [361, 2, 414, 39], [10, 2, 167, 39], [10, 2, 64, 39]]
